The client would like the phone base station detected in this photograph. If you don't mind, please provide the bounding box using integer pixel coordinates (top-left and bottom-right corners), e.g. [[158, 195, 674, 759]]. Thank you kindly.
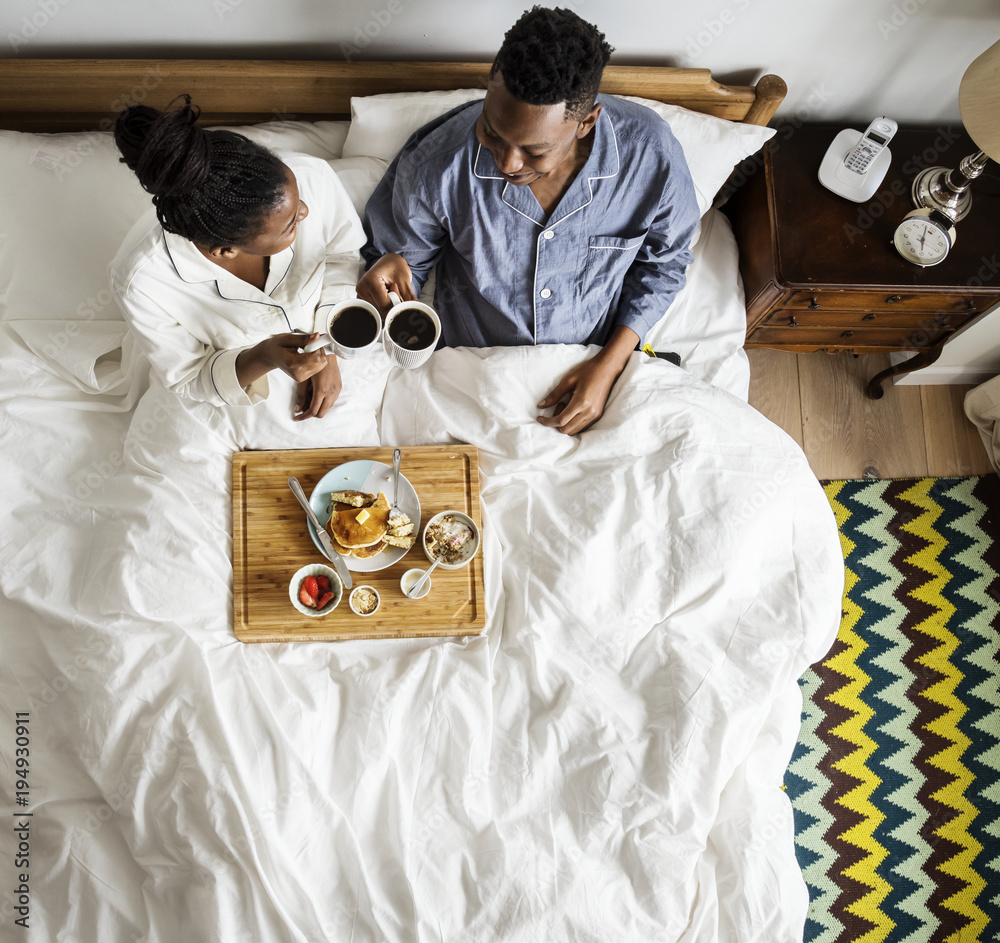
[[818, 129, 892, 202]]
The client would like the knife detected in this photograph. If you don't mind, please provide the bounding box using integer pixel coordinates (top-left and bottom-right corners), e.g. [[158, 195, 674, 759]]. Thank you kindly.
[[287, 477, 353, 590]]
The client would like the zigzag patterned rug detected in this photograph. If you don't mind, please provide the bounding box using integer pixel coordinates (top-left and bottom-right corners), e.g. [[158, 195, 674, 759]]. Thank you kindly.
[[786, 475, 1000, 943]]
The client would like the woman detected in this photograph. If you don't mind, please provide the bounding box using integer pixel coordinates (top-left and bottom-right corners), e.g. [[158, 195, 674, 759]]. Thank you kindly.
[[110, 95, 363, 420]]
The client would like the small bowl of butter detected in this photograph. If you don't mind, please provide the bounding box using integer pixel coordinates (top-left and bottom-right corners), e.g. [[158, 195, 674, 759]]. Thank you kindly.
[[349, 585, 380, 617]]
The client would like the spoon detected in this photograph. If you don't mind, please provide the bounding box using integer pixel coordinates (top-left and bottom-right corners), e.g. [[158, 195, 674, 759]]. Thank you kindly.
[[388, 448, 404, 523], [406, 556, 443, 598]]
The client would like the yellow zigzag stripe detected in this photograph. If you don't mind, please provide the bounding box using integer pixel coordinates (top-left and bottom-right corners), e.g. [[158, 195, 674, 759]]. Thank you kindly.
[[825, 480, 855, 567], [823, 482, 893, 943], [902, 480, 987, 937]]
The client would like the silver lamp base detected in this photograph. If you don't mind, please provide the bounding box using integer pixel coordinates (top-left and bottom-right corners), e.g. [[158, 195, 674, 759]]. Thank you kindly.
[[911, 149, 988, 223]]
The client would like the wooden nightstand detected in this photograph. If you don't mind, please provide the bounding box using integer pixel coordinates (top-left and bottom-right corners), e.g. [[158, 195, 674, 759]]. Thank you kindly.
[[723, 123, 1000, 395]]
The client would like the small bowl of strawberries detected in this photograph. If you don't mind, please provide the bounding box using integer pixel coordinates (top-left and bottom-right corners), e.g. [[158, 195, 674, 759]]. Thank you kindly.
[[289, 563, 343, 617]]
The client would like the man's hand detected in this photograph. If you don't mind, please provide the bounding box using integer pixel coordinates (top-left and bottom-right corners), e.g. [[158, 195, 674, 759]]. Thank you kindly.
[[356, 253, 416, 312], [536, 357, 620, 435], [294, 354, 342, 421], [536, 325, 639, 435], [237, 333, 329, 389]]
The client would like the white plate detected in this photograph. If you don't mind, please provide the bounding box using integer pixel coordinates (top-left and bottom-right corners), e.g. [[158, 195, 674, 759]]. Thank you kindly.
[[307, 460, 420, 572]]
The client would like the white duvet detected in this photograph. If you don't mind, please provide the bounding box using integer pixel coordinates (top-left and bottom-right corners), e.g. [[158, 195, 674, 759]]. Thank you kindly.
[[0, 305, 842, 941]]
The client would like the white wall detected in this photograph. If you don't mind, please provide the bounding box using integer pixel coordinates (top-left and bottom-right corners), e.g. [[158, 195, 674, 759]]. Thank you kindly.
[[4, 0, 999, 382], [893, 303, 1000, 385], [1, 0, 998, 123]]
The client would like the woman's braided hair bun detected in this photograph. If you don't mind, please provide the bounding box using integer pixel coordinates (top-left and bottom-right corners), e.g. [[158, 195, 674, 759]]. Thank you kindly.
[[114, 94, 287, 247], [114, 94, 211, 198]]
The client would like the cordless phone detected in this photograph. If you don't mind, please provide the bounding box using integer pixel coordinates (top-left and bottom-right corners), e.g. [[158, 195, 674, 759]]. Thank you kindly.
[[843, 117, 898, 174], [818, 117, 897, 202]]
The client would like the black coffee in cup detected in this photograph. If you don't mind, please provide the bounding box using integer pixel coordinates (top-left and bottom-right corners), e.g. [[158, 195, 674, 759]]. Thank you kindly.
[[331, 306, 379, 348], [388, 309, 436, 350]]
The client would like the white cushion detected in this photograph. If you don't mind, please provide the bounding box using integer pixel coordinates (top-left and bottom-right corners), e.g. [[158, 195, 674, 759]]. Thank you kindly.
[[209, 119, 350, 161], [0, 121, 352, 325], [0, 130, 149, 323], [340, 88, 774, 216], [620, 97, 774, 215], [327, 156, 390, 218], [342, 88, 486, 160]]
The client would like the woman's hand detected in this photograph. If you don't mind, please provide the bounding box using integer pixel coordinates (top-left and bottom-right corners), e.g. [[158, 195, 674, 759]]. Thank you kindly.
[[293, 355, 342, 421], [259, 333, 330, 382], [236, 333, 329, 389], [356, 253, 415, 312]]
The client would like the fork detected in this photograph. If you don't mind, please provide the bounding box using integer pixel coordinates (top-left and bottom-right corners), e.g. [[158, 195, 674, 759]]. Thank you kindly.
[[388, 448, 403, 523]]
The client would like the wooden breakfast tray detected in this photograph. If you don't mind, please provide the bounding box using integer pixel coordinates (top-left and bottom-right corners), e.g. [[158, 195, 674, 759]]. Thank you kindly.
[[232, 444, 485, 642]]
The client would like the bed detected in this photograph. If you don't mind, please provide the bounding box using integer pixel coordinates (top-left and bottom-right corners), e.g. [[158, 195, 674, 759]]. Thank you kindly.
[[0, 60, 843, 942]]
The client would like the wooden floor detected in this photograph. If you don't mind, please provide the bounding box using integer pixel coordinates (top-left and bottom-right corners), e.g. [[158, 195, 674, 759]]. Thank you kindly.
[[746, 349, 995, 481]]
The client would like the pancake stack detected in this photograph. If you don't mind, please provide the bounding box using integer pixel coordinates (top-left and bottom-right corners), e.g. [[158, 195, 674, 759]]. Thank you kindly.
[[326, 491, 415, 558]]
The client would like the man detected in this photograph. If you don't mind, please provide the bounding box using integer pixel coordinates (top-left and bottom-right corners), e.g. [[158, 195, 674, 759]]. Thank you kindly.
[[357, 6, 699, 435]]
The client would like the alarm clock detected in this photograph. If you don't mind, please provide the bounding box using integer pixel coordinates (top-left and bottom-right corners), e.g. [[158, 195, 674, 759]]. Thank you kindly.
[[892, 208, 956, 267]]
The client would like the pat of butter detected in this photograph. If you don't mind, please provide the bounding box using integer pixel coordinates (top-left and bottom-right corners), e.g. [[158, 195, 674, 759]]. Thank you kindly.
[[356, 508, 370, 524]]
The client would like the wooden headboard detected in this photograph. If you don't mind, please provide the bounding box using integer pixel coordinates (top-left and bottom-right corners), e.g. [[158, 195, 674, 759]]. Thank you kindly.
[[0, 60, 786, 132]]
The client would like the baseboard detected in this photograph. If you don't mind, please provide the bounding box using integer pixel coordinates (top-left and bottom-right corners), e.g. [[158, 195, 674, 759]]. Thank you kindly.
[[893, 363, 1000, 386]]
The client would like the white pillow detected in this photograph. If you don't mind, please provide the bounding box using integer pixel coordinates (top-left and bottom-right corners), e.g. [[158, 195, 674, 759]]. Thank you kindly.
[[340, 88, 774, 216], [210, 119, 350, 161], [342, 88, 486, 160], [0, 121, 353, 326], [0, 130, 149, 323], [327, 156, 390, 218], [620, 96, 774, 215]]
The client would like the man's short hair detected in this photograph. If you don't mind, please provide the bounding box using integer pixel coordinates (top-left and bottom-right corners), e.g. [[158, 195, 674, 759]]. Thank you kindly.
[[490, 6, 614, 122]]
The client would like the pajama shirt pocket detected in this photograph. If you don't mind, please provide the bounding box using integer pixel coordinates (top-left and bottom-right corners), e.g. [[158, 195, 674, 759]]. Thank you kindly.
[[584, 233, 648, 298]]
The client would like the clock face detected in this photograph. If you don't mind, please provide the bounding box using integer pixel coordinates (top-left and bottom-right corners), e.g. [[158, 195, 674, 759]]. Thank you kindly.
[[893, 213, 952, 267]]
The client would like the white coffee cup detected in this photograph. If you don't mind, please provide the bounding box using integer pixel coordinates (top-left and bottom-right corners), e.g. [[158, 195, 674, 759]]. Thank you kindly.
[[303, 298, 382, 359], [382, 291, 442, 369]]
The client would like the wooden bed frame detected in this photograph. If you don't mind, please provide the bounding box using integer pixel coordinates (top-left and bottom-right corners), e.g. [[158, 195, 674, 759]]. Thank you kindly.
[[0, 59, 786, 131]]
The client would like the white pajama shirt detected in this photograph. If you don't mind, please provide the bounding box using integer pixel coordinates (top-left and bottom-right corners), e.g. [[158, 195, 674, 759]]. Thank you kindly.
[[110, 153, 364, 407]]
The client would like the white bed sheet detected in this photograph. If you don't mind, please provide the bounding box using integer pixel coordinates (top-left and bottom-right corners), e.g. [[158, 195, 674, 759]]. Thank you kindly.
[[0, 121, 840, 943], [0, 321, 840, 943]]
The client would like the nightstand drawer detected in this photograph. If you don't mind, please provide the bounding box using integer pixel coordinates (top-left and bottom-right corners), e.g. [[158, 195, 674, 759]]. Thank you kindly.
[[761, 308, 962, 331], [748, 323, 950, 348], [784, 289, 982, 315]]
